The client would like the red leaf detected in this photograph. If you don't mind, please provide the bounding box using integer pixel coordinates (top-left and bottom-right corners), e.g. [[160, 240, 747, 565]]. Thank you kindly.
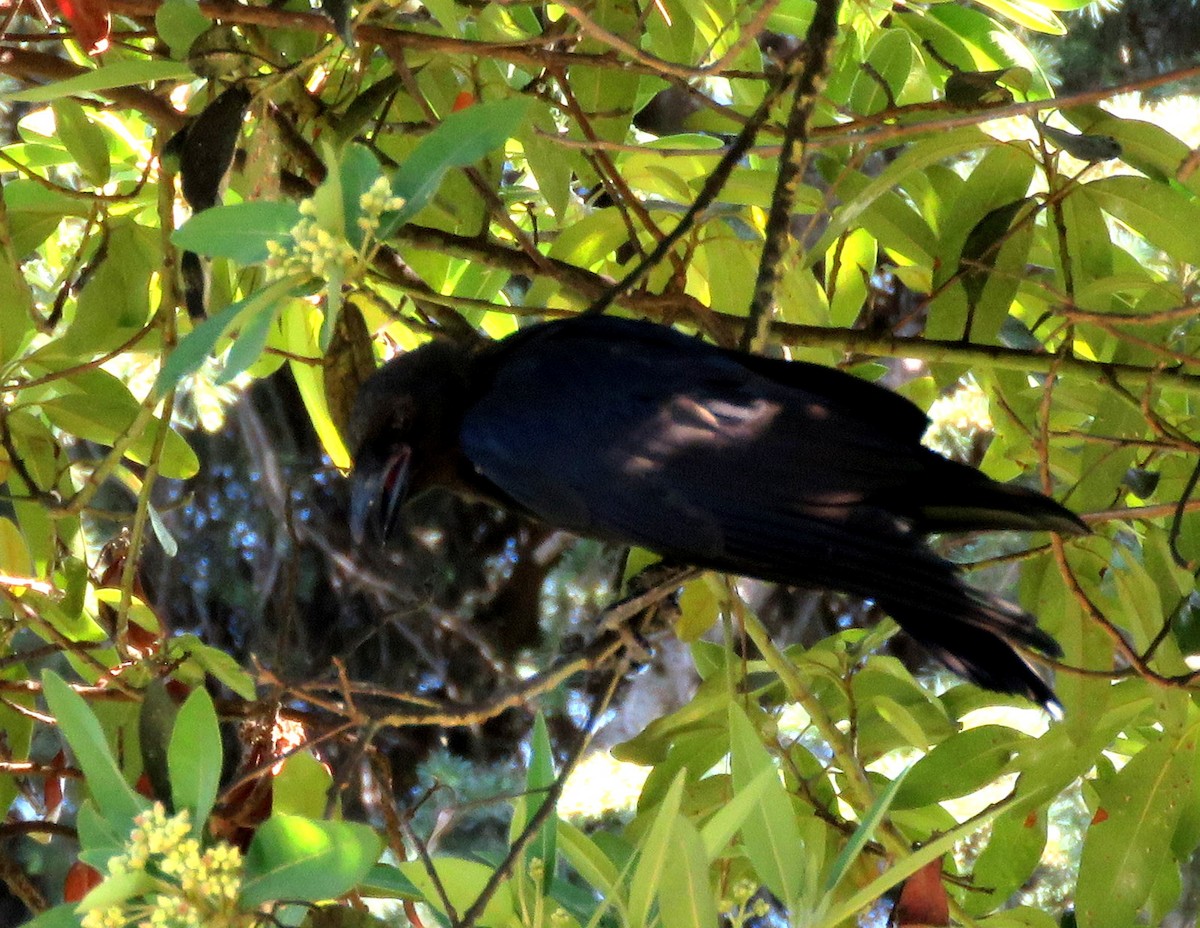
[[1092, 807, 1109, 825], [135, 772, 156, 799], [48, 0, 110, 53], [43, 749, 66, 815], [894, 857, 949, 927], [64, 861, 103, 902]]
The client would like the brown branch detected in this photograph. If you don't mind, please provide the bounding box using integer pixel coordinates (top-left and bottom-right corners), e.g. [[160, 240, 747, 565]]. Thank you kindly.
[[0, 842, 48, 914], [99, 0, 765, 82], [376, 228, 1200, 395], [547, 62, 1200, 159], [743, 0, 841, 352]]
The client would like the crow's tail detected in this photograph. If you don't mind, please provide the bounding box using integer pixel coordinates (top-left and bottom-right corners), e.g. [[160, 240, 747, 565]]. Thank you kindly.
[[881, 586, 1062, 711]]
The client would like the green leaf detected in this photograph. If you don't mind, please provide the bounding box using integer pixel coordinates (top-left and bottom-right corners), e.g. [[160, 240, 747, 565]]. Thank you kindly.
[[216, 302, 278, 385], [397, 856, 518, 924], [566, 0, 638, 146], [41, 671, 144, 828], [78, 869, 157, 910], [172, 201, 302, 263], [0, 517, 31, 577], [961, 199, 1035, 344], [850, 30, 913, 115], [336, 145, 383, 249], [512, 712, 557, 890], [4, 61, 195, 102], [872, 696, 932, 750], [659, 816, 717, 928], [39, 379, 198, 480], [280, 301, 350, 468], [973, 0, 1065, 34], [965, 806, 1048, 916], [613, 676, 732, 766], [629, 771, 685, 928], [728, 704, 805, 908], [169, 687, 222, 832], [157, 299, 249, 393], [61, 218, 159, 355], [809, 127, 995, 263], [698, 766, 775, 859], [818, 786, 1055, 928], [823, 768, 909, 894], [156, 277, 299, 396], [893, 725, 1027, 809], [676, 574, 721, 641], [156, 0, 211, 58], [274, 750, 333, 819], [51, 99, 109, 186], [147, 505, 178, 559], [1075, 721, 1200, 928], [826, 228, 876, 329], [558, 819, 620, 894], [241, 814, 383, 906], [1086, 175, 1200, 266], [19, 903, 81, 928], [138, 679, 178, 809], [383, 98, 532, 233], [0, 242, 35, 365], [0, 665, 35, 816], [171, 635, 257, 700], [519, 102, 576, 219], [979, 908, 1060, 928], [358, 863, 422, 899]]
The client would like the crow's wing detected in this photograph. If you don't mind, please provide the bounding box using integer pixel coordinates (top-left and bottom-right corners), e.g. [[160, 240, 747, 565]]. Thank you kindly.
[[460, 317, 941, 592], [460, 316, 1061, 705]]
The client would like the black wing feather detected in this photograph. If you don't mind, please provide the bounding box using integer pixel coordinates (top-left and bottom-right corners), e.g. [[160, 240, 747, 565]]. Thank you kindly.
[[459, 316, 1064, 705]]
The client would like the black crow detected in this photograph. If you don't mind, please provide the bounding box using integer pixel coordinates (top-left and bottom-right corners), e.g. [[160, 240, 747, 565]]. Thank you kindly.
[[348, 315, 1087, 708]]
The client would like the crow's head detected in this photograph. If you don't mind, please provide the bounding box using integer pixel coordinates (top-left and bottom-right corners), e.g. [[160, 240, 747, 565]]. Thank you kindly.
[[348, 338, 474, 544]]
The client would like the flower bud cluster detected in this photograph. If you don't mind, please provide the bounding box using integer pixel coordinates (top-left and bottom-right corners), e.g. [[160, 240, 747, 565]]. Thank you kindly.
[[80, 803, 253, 928], [265, 176, 406, 282], [721, 879, 772, 928]]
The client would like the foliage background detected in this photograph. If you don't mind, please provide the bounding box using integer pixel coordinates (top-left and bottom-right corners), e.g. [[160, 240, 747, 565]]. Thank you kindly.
[[4, 0, 1200, 926]]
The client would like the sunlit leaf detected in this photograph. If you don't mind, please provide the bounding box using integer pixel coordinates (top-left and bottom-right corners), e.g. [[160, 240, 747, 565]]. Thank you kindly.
[[242, 815, 383, 906]]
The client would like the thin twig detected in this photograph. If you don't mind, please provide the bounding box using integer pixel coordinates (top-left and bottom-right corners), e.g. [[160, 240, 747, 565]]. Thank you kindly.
[[742, 0, 841, 352]]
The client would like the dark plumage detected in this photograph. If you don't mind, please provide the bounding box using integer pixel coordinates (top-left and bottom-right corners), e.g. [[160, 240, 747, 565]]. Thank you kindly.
[[348, 316, 1087, 709]]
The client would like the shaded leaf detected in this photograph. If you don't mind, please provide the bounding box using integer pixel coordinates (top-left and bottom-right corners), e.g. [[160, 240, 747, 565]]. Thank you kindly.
[[138, 679, 178, 806], [180, 85, 251, 211]]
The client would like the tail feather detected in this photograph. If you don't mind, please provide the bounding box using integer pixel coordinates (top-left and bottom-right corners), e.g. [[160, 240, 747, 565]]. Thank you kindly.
[[882, 587, 1060, 710]]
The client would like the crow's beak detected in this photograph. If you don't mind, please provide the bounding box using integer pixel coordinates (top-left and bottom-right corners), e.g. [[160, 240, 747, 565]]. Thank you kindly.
[[349, 445, 411, 545]]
